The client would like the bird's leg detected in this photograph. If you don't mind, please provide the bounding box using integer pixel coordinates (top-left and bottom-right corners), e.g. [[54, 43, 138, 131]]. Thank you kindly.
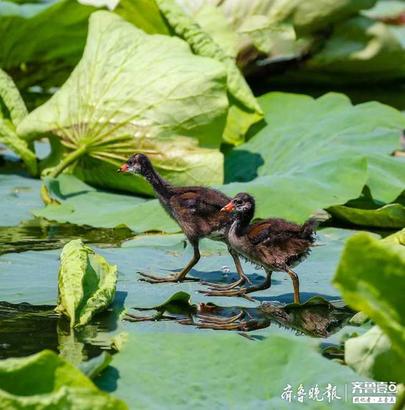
[[200, 270, 272, 299], [202, 249, 252, 290], [232, 251, 252, 285], [287, 268, 301, 304], [139, 241, 200, 283]]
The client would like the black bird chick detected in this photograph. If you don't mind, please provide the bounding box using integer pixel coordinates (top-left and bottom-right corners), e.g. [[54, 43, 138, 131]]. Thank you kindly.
[[118, 154, 250, 286], [202, 193, 317, 303]]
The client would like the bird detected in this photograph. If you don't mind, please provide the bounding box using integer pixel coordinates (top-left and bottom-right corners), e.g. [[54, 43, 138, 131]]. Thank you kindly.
[[118, 153, 250, 286], [201, 192, 318, 304]]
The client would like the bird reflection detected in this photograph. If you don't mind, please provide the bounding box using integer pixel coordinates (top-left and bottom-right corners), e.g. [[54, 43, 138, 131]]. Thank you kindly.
[[124, 293, 353, 338]]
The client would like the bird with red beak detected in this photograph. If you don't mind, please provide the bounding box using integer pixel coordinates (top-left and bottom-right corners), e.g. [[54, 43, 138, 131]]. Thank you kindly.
[[118, 163, 129, 173], [201, 192, 318, 303], [221, 202, 235, 213]]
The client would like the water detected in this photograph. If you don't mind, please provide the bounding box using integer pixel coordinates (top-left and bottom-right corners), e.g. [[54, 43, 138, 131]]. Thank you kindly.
[[0, 301, 120, 362], [0, 217, 133, 255]]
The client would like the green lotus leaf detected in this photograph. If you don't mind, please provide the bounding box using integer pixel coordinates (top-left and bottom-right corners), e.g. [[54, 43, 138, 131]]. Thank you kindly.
[[176, 0, 376, 40], [156, 0, 263, 145], [381, 228, 405, 246], [79, 352, 113, 380], [304, 16, 405, 83], [329, 203, 405, 228], [114, 0, 170, 34], [0, 0, 97, 92], [176, 0, 281, 60], [230, 1, 405, 85], [0, 69, 27, 125], [363, 0, 405, 20], [33, 174, 178, 233], [0, 349, 127, 409], [121, 233, 186, 249], [333, 232, 405, 360], [0, 0, 172, 96], [95, 331, 373, 409], [345, 325, 405, 383], [56, 239, 118, 328], [190, 4, 239, 58], [224, 92, 405, 222], [267, 0, 376, 35], [134, 290, 196, 317], [0, 69, 37, 175], [17, 11, 228, 194]]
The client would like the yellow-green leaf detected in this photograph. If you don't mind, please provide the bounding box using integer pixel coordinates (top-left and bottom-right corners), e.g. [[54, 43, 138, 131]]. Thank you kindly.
[[56, 239, 117, 328]]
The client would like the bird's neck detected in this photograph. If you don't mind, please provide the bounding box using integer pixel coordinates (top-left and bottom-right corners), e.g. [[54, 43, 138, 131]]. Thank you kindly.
[[231, 211, 253, 237], [142, 163, 172, 200]]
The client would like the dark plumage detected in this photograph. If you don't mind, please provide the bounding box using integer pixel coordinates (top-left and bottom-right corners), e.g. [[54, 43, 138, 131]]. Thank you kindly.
[[202, 193, 317, 303], [118, 154, 249, 285]]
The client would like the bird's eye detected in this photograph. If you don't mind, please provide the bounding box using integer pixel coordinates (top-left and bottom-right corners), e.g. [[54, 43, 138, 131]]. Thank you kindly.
[[234, 199, 242, 206]]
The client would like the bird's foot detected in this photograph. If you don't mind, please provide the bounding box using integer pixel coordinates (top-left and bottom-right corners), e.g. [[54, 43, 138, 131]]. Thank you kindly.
[[138, 272, 199, 283], [201, 277, 245, 291], [201, 272, 253, 290]]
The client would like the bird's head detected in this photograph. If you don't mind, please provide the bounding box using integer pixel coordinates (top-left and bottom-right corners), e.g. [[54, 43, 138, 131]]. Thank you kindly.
[[221, 192, 255, 219], [118, 153, 150, 175]]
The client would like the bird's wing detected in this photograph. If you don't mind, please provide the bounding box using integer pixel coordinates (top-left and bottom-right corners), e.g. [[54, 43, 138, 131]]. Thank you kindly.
[[247, 219, 303, 245], [246, 221, 275, 245], [171, 189, 229, 216]]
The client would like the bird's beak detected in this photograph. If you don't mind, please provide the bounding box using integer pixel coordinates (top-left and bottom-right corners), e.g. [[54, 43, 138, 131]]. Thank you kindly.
[[117, 163, 129, 173], [221, 202, 235, 213]]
